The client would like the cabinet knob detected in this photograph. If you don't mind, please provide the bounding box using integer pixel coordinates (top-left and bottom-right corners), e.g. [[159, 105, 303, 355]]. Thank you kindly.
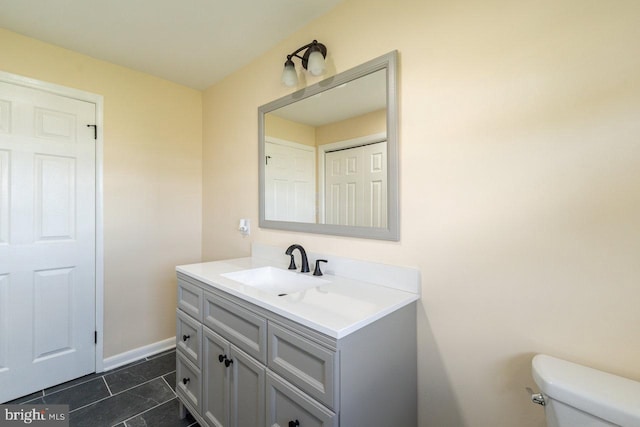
[[218, 354, 234, 367], [182, 334, 190, 342], [288, 421, 300, 427], [182, 377, 190, 385]]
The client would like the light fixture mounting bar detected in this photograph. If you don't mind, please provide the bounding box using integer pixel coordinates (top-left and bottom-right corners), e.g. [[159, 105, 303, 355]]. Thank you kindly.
[[285, 40, 327, 70]]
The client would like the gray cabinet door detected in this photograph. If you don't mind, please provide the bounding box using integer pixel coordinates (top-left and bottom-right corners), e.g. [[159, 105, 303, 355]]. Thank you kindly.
[[268, 322, 337, 409], [230, 347, 266, 427], [203, 327, 230, 427], [266, 372, 337, 427], [176, 352, 201, 414], [178, 278, 204, 321], [203, 290, 267, 363], [176, 309, 202, 367]]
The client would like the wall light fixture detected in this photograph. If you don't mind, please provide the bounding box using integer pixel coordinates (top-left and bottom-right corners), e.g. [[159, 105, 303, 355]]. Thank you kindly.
[[281, 40, 327, 87]]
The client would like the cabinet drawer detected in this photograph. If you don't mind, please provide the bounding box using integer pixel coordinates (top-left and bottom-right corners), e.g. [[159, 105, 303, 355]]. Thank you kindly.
[[176, 309, 202, 367], [178, 279, 203, 322], [268, 322, 337, 409], [176, 353, 201, 414], [203, 291, 267, 363], [267, 372, 337, 427]]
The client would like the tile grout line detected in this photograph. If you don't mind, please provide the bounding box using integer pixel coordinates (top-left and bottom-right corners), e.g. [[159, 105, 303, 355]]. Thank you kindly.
[[43, 374, 104, 398], [15, 389, 45, 405], [70, 374, 169, 414], [111, 371, 180, 427], [103, 376, 114, 396], [10, 352, 170, 405], [110, 393, 175, 427], [15, 352, 184, 426], [23, 359, 146, 403], [162, 373, 177, 398], [113, 395, 173, 427]]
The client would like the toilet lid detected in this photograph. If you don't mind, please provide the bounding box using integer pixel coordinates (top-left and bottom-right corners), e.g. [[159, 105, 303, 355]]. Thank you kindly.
[[532, 354, 640, 426]]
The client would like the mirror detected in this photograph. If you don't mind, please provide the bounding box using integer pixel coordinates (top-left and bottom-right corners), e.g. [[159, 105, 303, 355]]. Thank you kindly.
[[259, 51, 398, 240]]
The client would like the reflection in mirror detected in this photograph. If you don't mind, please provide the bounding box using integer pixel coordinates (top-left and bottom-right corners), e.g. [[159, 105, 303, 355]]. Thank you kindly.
[[259, 51, 398, 240]]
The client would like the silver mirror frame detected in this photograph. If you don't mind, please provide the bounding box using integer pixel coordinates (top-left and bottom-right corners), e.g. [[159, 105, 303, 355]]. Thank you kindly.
[[259, 50, 399, 241]]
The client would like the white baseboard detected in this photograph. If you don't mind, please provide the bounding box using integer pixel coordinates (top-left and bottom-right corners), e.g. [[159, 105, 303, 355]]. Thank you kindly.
[[102, 337, 176, 372]]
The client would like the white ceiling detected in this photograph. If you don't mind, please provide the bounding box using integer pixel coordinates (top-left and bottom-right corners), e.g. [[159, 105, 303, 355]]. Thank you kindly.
[[0, 0, 344, 89]]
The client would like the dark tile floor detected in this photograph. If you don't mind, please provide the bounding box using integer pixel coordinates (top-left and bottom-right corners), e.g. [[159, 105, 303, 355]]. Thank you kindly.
[[9, 349, 199, 427]]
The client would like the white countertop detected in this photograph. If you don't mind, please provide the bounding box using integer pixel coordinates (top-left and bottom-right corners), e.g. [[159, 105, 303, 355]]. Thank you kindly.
[[176, 255, 419, 339]]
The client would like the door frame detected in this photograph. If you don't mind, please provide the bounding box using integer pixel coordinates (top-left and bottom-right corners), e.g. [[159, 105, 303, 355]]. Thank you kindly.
[[0, 70, 105, 372]]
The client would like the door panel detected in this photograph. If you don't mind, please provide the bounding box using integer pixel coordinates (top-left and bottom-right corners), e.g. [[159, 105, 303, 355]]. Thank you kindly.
[[35, 154, 76, 240], [203, 327, 229, 427], [0, 80, 96, 402], [33, 267, 75, 360], [324, 141, 387, 227], [362, 142, 387, 227], [0, 274, 7, 373], [0, 150, 8, 244], [230, 346, 265, 427], [266, 372, 337, 427], [264, 140, 316, 223], [35, 107, 77, 141]]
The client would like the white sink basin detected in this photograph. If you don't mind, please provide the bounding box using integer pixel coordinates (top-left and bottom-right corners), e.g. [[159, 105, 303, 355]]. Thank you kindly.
[[221, 266, 329, 296]]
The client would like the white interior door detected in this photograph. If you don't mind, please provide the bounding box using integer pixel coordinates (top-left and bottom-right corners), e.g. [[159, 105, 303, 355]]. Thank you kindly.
[[264, 139, 316, 223], [0, 81, 96, 402], [324, 141, 387, 227]]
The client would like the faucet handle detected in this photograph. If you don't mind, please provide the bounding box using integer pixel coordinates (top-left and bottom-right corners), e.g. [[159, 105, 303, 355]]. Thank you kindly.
[[313, 259, 328, 276], [287, 254, 297, 270]]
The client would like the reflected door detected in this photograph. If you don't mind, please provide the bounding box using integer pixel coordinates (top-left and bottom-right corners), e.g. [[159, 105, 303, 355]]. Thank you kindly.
[[324, 142, 387, 227], [0, 81, 96, 402], [264, 140, 316, 223]]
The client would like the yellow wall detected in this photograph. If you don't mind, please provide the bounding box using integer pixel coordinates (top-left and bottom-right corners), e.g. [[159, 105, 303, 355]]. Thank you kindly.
[[265, 114, 316, 146], [203, 0, 640, 426], [266, 108, 384, 146], [316, 109, 385, 145], [3, 0, 639, 423], [0, 28, 203, 358]]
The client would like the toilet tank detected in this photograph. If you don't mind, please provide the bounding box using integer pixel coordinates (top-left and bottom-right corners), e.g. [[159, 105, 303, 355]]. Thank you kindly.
[[532, 354, 640, 427]]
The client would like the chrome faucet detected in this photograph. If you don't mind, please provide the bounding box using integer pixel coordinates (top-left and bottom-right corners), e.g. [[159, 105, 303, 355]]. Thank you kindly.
[[285, 244, 310, 273]]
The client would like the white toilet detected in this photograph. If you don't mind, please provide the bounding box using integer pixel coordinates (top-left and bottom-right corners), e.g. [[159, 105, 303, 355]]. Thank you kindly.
[[531, 354, 640, 426]]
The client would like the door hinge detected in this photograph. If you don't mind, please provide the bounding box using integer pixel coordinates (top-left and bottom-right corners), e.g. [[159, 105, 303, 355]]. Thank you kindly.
[[87, 124, 97, 140], [94, 331, 98, 344]]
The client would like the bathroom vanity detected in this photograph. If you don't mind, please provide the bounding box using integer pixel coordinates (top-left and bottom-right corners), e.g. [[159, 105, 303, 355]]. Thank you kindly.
[[175, 244, 419, 427]]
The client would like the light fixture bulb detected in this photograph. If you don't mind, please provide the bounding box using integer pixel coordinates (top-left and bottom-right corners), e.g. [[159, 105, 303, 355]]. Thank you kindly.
[[281, 60, 298, 87], [307, 50, 326, 76], [280, 40, 327, 85]]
